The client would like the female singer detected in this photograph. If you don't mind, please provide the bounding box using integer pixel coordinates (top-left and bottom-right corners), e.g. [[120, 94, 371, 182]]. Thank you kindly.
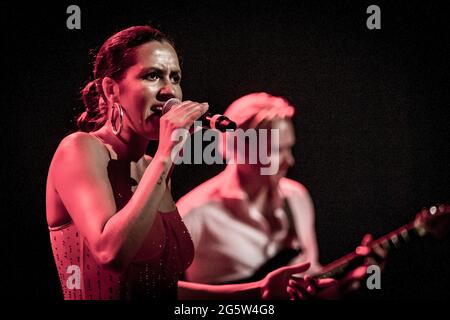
[[46, 25, 333, 299]]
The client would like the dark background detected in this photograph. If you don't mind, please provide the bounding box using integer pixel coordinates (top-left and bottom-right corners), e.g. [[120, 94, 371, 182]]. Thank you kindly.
[[2, 0, 449, 299]]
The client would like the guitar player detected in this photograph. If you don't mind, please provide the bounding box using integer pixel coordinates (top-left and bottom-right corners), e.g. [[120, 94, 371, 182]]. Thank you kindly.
[[177, 93, 389, 299]]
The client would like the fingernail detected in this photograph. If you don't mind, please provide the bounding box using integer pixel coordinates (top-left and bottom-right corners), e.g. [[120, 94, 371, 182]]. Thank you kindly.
[[356, 246, 370, 256]]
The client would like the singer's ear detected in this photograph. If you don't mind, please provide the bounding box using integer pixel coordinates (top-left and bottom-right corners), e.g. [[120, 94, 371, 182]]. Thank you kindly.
[[101, 77, 120, 105]]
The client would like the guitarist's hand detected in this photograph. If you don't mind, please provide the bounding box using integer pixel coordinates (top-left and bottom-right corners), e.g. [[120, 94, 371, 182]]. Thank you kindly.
[[338, 234, 387, 296], [313, 266, 368, 300], [260, 262, 337, 300], [313, 234, 388, 299], [356, 233, 388, 271]]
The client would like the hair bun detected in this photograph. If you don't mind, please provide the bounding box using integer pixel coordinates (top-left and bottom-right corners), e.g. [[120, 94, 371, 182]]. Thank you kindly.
[[81, 81, 99, 111]]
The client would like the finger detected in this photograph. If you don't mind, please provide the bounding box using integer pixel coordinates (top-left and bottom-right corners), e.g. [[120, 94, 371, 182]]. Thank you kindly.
[[181, 109, 203, 124], [360, 234, 373, 246], [303, 275, 317, 295], [343, 266, 367, 283], [164, 102, 194, 118], [286, 286, 295, 300], [188, 102, 209, 116], [171, 102, 207, 122], [315, 278, 338, 288], [288, 280, 308, 299], [282, 262, 311, 275], [179, 102, 208, 117], [181, 104, 209, 124], [306, 284, 316, 295], [361, 245, 387, 265], [287, 285, 304, 300], [171, 100, 195, 111], [372, 244, 388, 259], [162, 101, 195, 121], [289, 278, 306, 288], [355, 245, 371, 256]]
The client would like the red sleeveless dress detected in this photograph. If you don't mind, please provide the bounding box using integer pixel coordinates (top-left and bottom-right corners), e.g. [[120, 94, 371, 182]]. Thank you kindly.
[[48, 138, 194, 300]]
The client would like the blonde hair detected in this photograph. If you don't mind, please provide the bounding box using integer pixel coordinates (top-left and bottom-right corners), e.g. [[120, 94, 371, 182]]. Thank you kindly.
[[220, 92, 295, 161], [224, 92, 294, 130]]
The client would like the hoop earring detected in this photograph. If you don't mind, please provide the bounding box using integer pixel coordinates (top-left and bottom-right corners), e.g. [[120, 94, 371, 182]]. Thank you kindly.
[[110, 103, 123, 136]]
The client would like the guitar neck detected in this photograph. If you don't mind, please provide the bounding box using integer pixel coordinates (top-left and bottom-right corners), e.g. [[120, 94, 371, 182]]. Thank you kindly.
[[314, 220, 426, 280]]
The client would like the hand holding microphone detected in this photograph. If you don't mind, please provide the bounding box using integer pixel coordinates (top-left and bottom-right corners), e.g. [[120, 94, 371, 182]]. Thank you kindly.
[[153, 98, 236, 132]]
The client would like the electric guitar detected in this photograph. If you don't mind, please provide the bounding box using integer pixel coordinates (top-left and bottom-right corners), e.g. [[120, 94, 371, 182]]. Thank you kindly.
[[314, 204, 450, 280]]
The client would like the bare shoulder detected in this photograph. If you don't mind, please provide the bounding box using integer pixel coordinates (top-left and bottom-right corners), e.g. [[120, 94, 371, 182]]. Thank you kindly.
[[53, 132, 110, 164], [46, 132, 111, 226], [48, 132, 111, 183], [279, 177, 311, 199]]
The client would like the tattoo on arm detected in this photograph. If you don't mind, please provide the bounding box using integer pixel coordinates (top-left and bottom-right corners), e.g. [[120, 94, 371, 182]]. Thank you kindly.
[[157, 170, 167, 185]]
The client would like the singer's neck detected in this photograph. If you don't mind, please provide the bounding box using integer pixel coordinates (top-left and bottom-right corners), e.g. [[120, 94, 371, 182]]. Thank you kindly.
[[91, 124, 149, 162]]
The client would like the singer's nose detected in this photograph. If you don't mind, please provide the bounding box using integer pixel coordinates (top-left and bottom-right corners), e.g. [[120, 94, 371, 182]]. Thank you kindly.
[[157, 84, 176, 102]]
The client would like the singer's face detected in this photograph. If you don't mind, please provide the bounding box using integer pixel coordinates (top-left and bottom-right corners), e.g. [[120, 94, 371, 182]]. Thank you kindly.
[[117, 41, 183, 140]]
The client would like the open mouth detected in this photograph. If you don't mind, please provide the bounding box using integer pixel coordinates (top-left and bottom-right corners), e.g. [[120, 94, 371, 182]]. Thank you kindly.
[[150, 104, 164, 115], [146, 105, 163, 120]]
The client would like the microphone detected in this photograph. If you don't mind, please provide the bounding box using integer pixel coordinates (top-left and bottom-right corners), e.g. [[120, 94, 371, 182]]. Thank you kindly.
[[152, 98, 236, 132]]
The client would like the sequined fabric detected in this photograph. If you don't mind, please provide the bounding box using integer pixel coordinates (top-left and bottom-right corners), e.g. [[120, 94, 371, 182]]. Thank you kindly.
[[49, 210, 194, 300], [49, 136, 194, 299]]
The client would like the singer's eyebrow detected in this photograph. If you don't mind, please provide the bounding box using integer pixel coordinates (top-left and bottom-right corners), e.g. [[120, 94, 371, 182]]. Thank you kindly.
[[139, 66, 182, 77]]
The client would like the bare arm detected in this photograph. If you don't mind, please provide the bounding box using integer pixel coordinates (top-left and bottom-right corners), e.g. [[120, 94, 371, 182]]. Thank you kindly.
[[177, 262, 327, 300], [178, 281, 261, 300], [51, 132, 172, 272], [51, 101, 209, 272], [287, 184, 323, 274]]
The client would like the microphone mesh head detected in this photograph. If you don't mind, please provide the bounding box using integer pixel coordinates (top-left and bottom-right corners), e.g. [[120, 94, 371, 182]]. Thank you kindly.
[[162, 98, 181, 114]]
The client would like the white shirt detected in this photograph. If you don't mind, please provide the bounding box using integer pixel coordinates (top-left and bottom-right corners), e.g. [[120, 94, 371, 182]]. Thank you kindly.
[[177, 169, 322, 284]]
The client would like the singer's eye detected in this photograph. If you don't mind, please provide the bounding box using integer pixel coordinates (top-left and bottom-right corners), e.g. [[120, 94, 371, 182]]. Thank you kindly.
[[171, 74, 181, 84], [144, 72, 160, 81]]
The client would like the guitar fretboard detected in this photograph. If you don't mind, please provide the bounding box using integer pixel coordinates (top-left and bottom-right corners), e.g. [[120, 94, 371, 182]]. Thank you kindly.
[[314, 220, 425, 280]]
